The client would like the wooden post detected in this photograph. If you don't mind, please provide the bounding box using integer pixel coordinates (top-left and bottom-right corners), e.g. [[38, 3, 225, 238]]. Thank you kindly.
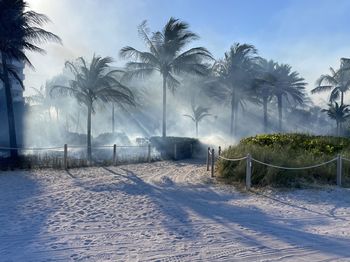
[[211, 148, 215, 178], [218, 146, 221, 156], [174, 143, 177, 160], [148, 143, 151, 163], [337, 154, 342, 187], [113, 144, 117, 165], [64, 144, 68, 170], [207, 147, 210, 171], [246, 153, 252, 190]]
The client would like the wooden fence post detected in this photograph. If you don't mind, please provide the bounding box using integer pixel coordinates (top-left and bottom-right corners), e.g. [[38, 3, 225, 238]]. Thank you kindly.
[[337, 154, 342, 187], [246, 153, 252, 190], [207, 147, 210, 171], [218, 146, 221, 156], [148, 143, 151, 163], [64, 144, 68, 170], [113, 144, 117, 165], [211, 148, 215, 178]]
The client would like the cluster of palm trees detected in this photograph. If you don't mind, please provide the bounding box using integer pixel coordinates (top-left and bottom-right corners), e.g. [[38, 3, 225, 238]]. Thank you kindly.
[[3, 0, 341, 162], [205, 45, 307, 136], [312, 59, 350, 136]]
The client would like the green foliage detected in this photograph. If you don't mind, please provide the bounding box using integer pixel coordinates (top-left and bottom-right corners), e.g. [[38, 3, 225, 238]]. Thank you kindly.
[[217, 133, 350, 187]]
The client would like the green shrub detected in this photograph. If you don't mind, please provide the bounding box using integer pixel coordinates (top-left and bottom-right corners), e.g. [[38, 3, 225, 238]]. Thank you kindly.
[[216, 133, 350, 187]]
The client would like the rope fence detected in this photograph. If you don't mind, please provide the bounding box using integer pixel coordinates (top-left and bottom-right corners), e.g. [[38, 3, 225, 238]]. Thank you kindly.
[[251, 157, 337, 170], [0, 143, 153, 169], [207, 146, 346, 189]]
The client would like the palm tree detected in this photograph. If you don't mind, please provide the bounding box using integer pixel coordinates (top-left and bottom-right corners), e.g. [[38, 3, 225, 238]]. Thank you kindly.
[[0, 0, 61, 158], [26, 85, 52, 120], [253, 59, 277, 132], [120, 18, 212, 137], [52, 55, 135, 161], [183, 97, 211, 137], [311, 67, 350, 106], [205, 43, 259, 137], [322, 102, 350, 136], [273, 64, 307, 131]]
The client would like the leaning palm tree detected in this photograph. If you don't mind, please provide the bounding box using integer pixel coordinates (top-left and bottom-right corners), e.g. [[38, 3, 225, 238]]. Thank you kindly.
[[52, 55, 135, 161], [0, 0, 61, 158], [205, 43, 259, 137], [322, 102, 350, 136], [311, 66, 350, 106], [273, 64, 307, 131], [183, 98, 211, 137], [120, 18, 212, 137]]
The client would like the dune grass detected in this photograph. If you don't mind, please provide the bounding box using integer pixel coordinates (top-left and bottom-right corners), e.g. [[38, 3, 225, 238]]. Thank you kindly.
[[216, 133, 350, 188]]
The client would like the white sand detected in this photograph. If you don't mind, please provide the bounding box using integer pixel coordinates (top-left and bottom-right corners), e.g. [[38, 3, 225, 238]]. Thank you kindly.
[[1, 160, 350, 261]]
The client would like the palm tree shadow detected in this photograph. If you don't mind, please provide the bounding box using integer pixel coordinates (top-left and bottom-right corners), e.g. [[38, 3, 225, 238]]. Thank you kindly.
[[0, 171, 57, 259], [100, 167, 196, 237], [79, 167, 350, 256]]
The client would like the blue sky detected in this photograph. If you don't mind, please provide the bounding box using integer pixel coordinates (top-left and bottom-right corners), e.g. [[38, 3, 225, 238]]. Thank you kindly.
[[25, 0, 350, 104]]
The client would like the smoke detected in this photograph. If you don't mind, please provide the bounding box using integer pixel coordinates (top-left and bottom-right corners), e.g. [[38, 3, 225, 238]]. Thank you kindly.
[[19, 0, 346, 149]]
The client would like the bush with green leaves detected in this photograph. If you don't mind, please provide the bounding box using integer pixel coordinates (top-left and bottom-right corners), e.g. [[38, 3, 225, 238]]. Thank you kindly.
[[216, 133, 350, 187]]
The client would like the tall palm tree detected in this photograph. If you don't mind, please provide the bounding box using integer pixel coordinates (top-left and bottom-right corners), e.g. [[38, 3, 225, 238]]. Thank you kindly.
[[273, 64, 307, 131], [206, 43, 259, 137], [0, 0, 61, 158], [253, 59, 277, 132], [52, 55, 135, 161], [120, 18, 212, 137], [322, 102, 350, 136], [311, 67, 350, 106], [183, 97, 211, 137]]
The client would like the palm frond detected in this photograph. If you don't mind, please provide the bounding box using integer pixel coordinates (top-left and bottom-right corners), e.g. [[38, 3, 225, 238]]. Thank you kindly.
[[183, 114, 195, 122]]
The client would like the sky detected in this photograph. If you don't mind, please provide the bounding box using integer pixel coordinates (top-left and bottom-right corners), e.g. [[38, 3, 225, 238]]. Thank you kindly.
[[24, 0, 350, 105]]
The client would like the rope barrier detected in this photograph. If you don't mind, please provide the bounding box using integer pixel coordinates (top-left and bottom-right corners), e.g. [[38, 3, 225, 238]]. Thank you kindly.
[[218, 155, 247, 161], [0, 146, 63, 150], [0, 145, 150, 150], [341, 157, 350, 162], [251, 157, 337, 170]]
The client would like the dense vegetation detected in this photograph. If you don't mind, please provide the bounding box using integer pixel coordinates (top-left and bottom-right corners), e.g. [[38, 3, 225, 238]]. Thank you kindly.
[[216, 134, 350, 187]]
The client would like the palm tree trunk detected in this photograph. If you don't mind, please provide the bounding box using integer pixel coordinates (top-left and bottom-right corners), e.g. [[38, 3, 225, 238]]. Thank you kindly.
[[234, 103, 238, 136], [87, 103, 92, 162], [162, 75, 167, 138], [277, 95, 283, 132], [263, 96, 268, 133], [341, 92, 344, 106], [336, 122, 340, 136], [112, 104, 115, 134], [1, 55, 18, 159], [65, 113, 69, 132], [196, 121, 198, 138], [75, 111, 80, 133], [230, 96, 235, 137]]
